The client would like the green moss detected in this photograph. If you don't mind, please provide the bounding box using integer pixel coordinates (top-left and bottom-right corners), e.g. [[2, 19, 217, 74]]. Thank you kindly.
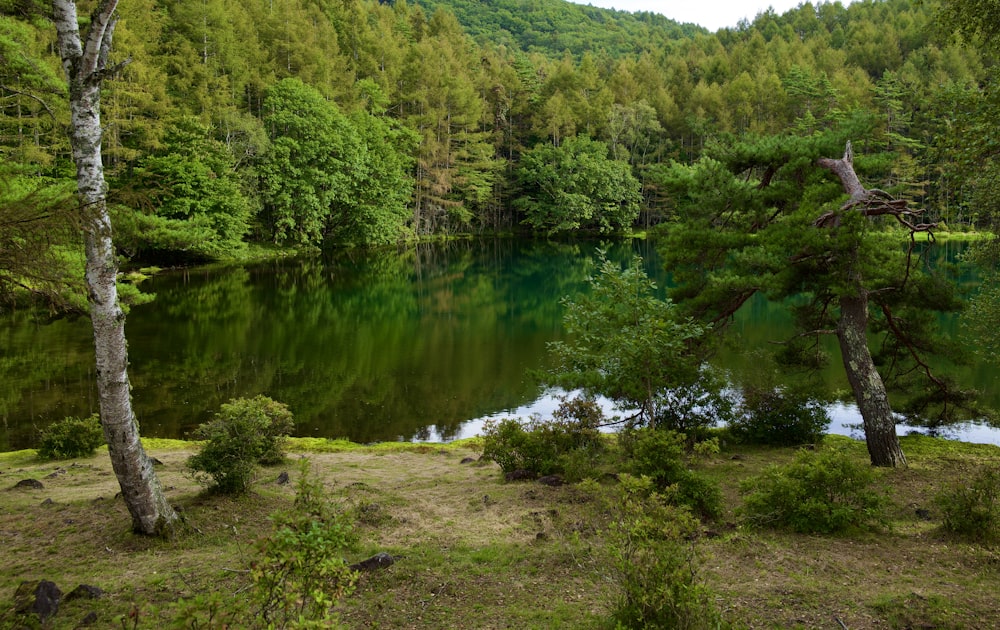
[[284, 436, 482, 454], [140, 438, 198, 450], [0, 449, 40, 466], [899, 434, 1000, 459]]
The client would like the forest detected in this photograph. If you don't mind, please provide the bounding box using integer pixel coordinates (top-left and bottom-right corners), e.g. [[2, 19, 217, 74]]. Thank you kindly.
[[2, 5, 1000, 626], [0, 0, 996, 278]]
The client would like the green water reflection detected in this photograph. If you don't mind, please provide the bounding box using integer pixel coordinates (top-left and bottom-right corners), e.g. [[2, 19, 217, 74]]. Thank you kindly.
[[1, 237, 996, 451]]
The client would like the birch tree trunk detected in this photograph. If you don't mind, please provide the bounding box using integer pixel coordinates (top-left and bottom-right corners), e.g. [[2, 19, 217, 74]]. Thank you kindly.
[[52, 0, 178, 535], [819, 142, 907, 468]]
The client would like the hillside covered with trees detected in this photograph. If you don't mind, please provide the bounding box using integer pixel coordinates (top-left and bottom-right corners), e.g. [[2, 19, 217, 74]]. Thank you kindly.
[[0, 0, 995, 270]]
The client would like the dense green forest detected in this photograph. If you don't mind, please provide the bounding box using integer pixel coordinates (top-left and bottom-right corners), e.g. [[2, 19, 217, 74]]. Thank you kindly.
[[0, 0, 996, 282]]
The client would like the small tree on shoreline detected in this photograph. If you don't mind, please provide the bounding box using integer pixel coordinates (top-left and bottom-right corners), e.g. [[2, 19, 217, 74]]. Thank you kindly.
[[543, 252, 711, 430]]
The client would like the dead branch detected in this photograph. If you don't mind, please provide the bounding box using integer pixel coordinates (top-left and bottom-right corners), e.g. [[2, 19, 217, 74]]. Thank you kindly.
[[0, 84, 58, 120], [814, 141, 938, 234]]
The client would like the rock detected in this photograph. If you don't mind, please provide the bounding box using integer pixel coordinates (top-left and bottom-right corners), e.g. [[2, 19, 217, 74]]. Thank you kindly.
[[150, 457, 164, 466], [915, 508, 932, 521], [14, 580, 62, 623], [12, 478, 44, 490], [537, 475, 564, 487], [349, 552, 395, 572], [41, 498, 54, 506], [79, 611, 98, 625], [66, 584, 103, 601], [504, 469, 536, 482], [276, 471, 290, 485], [359, 502, 382, 515], [459, 457, 476, 464]]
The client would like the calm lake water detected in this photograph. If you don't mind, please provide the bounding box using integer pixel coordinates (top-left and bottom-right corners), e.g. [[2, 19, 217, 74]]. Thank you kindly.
[[2, 237, 998, 451]]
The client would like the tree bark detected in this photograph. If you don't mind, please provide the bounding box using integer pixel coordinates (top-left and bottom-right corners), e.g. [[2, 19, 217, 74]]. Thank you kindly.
[[52, 0, 178, 535], [819, 142, 907, 468], [837, 294, 907, 467]]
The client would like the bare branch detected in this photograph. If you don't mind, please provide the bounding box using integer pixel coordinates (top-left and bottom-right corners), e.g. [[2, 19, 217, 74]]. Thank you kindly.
[[0, 84, 58, 120], [877, 302, 948, 392]]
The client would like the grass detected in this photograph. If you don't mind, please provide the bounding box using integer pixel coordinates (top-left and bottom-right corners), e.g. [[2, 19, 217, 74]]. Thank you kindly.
[[0, 434, 998, 628]]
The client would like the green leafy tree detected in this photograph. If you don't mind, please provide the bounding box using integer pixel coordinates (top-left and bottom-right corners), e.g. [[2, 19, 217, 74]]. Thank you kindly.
[[331, 107, 417, 246], [259, 77, 357, 245], [544, 252, 708, 427], [101, 0, 172, 171], [0, 13, 67, 168], [515, 135, 640, 234], [115, 116, 253, 261], [259, 78, 414, 246], [937, 0, 1000, 52]]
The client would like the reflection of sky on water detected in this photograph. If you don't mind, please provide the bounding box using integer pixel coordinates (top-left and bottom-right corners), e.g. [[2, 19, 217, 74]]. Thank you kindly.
[[426, 391, 1000, 447], [826, 402, 1000, 446]]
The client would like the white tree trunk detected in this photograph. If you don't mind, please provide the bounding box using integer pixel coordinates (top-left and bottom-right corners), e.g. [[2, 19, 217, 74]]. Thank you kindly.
[[52, 0, 178, 535]]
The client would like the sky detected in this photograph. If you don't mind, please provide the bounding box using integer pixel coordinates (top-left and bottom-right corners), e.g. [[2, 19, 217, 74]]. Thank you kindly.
[[573, 1, 855, 32]]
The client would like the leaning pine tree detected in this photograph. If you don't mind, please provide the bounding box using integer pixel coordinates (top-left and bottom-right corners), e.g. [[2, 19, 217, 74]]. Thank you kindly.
[[656, 128, 975, 468], [52, 0, 178, 535]]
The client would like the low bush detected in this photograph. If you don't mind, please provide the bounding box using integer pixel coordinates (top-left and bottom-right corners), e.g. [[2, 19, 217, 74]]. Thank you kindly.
[[37, 414, 104, 459], [727, 385, 828, 446], [620, 427, 723, 519], [605, 474, 724, 629], [654, 374, 735, 438], [739, 447, 889, 534], [187, 395, 295, 494], [169, 460, 357, 628], [251, 460, 357, 627], [481, 395, 604, 478], [935, 465, 1000, 541]]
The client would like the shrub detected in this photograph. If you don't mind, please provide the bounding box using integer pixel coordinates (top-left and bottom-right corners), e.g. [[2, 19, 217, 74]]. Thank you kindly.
[[935, 465, 1000, 541], [188, 395, 294, 494], [728, 385, 828, 446], [621, 427, 723, 519], [168, 460, 357, 628], [481, 395, 604, 478], [606, 474, 723, 629], [250, 460, 357, 627], [37, 414, 104, 459], [739, 447, 889, 534], [654, 374, 735, 437]]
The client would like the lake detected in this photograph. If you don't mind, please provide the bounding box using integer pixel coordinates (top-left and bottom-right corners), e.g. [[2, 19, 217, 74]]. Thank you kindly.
[[2, 237, 998, 451]]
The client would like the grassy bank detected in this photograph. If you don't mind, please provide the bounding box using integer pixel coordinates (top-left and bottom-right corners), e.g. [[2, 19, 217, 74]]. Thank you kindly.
[[1, 434, 998, 629]]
